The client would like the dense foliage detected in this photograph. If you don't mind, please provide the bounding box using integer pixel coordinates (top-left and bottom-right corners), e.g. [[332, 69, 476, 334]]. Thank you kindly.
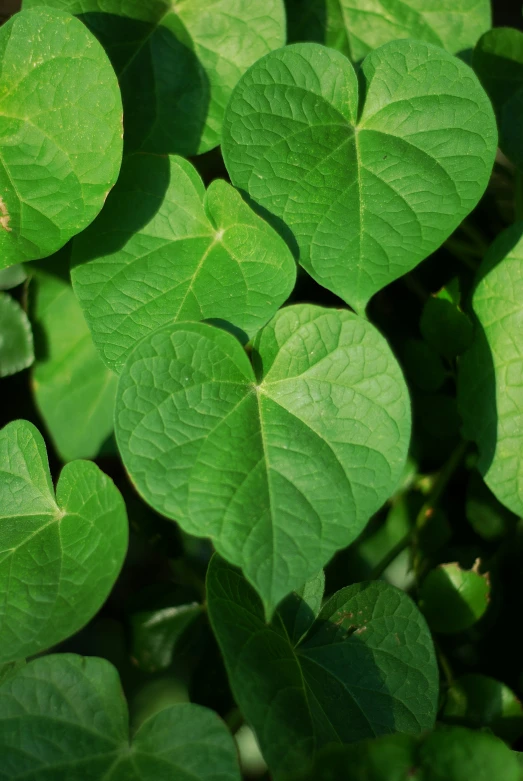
[[1, 1, 523, 779]]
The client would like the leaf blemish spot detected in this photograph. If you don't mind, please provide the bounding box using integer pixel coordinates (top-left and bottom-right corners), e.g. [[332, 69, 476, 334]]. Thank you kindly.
[[0, 196, 12, 232]]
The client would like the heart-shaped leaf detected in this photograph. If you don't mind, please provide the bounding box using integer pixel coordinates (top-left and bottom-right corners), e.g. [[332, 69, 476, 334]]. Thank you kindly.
[[24, 0, 285, 156], [115, 304, 411, 615], [31, 257, 117, 461], [473, 27, 523, 169], [0, 654, 241, 781], [458, 223, 523, 516], [72, 154, 296, 373], [285, 0, 492, 60], [223, 40, 497, 313], [0, 293, 33, 377], [0, 7, 123, 268], [207, 555, 438, 777], [0, 420, 127, 663]]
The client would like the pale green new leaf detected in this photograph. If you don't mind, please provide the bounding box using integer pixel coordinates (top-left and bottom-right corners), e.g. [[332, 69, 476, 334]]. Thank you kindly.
[[285, 0, 492, 60], [0, 7, 123, 268], [0, 292, 33, 377], [207, 556, 438, 777], [458, 223, 523, 516], [0, 654, 242, 781], [23, 0, 285, 156], [0, 420, 127, 663], [71, 154, 296, 373], [223, 41, 497, 313], [115, 304, 411, 615], [31, 261, 117, 461]]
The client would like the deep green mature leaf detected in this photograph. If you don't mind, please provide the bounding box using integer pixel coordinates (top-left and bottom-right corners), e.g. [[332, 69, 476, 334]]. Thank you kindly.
[[285, 0, 491, 60], [0, 7, 123, 268], [0, 265, 26, 291], [290, 727, 521, 781], [458, 222, 523, 516], [420, 297, 473, 360], [31, 262, 117, 461], [115, 304, 411, 615], [207, 556, 438, 778], [130, 587, 202, 673], [278, 570, 325, 645], [473, 27, 523, 169], [442, 674, 523, 743], [24, 0, 285, 156], [0, 292, 33, 377], [223, 41, 497, 313], [419, 562, 490, 634], [0, 654, 242, 781], [0, 420, 127, 663], [71, 154, 296, 373]]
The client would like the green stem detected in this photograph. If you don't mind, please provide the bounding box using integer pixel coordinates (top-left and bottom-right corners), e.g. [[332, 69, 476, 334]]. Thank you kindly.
[[370, 533, 411, 581], [458, 219, 489, 257]]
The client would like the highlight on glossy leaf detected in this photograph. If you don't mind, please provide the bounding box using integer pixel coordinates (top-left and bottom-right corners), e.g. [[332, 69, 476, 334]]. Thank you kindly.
[[207, 555, 438, 777], [72, 153, 296, 373], [458, 222, 523, 516], [24, 0, 286, 156], [285, 0, 492, 61], [0, 292, 34, 378], [223, 39, 497, 313], [115, 304, 411, 615], [0, 654, 242, 781], [0, 419, 128, 663], [0, 7, 123, 268], [30, 257, 117, 462]]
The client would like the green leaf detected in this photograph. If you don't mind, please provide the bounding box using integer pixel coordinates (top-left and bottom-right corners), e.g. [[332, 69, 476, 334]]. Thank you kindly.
[[466, 471, 518, 541], [0, 292, 33, 377], [30, 258, 117, 461], [419, 561, 490, 634], [129, 587, 202, 673], [442, 674, 523, 743], [0, 654, 242, 780], [285, 0, 492, 60], [223, 41, 497, 313], [0, 264, 26, 291], [473, 27, 523, 169], [278, 570, 325, 645], [115, 304, 411, 615], [402, 339, 446, 392], [0, 419, 128, 663], [207, 555, 438, 777], [420, 297, 473, 360], [71, 154, 296, 373], [24, 0, 285, 156], [0, 7, 123, 268], [290, 727, 521, 781], [458, 222, 523, 516]]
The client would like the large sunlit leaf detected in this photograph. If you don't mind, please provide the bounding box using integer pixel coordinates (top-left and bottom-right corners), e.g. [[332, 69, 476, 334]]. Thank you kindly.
[[0, 420, 127, 663], [0, 7, 123, 268], [207, 555, 438, 778], [0, 654, 242, 781], [223, 40, 497, 313], [30, 258, 117, 461], [473, 26, 523, 169], [285, 0, 492, 60], [458, 222, 523, 516], [24, 0, 285, 156], [0, 293, 33, 378], [115, 304, 411, 615], [71, 154, 296, 373]]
